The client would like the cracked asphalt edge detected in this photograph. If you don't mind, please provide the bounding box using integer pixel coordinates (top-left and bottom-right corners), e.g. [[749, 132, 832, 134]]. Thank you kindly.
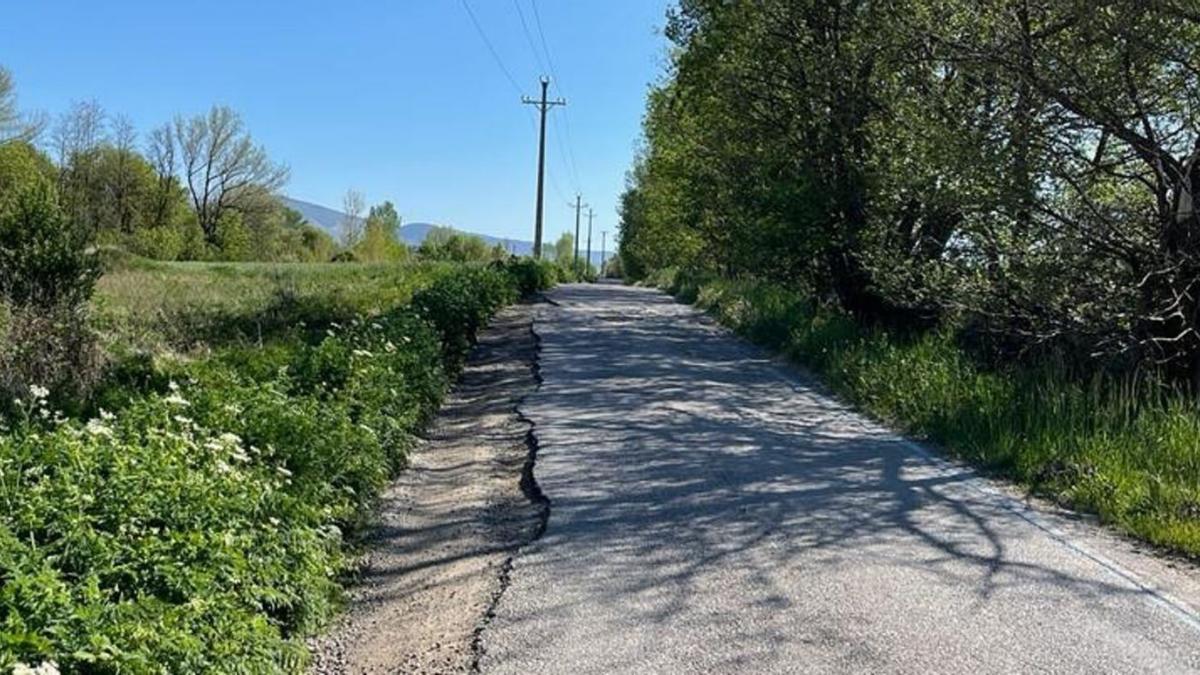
[[470, 297, 552, 672]]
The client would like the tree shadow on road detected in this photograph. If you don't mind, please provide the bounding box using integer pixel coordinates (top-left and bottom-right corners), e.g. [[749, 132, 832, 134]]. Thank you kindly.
[[489, 284, 1192, 673]]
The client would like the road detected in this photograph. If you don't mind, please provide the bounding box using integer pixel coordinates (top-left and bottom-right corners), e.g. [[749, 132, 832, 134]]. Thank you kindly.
[[479, 283, 1200, 674]]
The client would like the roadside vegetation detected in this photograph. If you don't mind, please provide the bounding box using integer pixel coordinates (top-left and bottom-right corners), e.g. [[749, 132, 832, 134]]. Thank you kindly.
[[0, 65, 563, 671], [620, 2, 1200, 557]]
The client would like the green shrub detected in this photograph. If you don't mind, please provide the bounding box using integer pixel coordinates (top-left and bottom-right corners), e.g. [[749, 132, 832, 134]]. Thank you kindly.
[[413, 265, 518, 372], [0, 179, 99, 309], [127, 225, 188, 261], [505, 258, 558, 297], [0, 258, 551, 671]]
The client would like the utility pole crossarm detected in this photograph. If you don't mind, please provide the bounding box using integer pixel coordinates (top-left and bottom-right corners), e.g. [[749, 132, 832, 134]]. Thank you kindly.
[[521, 96, 567, 109]]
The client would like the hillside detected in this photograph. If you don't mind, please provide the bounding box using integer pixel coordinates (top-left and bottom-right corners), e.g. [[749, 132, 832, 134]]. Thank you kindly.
[[281, 196, 538, 256]]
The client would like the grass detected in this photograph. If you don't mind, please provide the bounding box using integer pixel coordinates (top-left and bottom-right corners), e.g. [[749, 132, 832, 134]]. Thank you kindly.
[[650, 268, 1200, 559], [91, 257, 462, 354]]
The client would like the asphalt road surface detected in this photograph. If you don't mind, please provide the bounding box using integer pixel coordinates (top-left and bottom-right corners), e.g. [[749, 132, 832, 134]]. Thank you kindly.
[[479, 283, 1200, 674]]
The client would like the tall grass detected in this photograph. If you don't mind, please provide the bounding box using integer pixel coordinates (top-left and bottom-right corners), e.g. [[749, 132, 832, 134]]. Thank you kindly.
[[653, 269, 1200, 558], [91, 258, 463, 353]]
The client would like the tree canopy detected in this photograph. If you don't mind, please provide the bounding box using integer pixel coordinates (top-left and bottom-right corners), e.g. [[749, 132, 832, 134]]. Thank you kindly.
[[620, 0, 1200, 380]]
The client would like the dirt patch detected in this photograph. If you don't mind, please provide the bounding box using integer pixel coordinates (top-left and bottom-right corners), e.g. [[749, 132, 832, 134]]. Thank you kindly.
[[309, 303, 546, 674]]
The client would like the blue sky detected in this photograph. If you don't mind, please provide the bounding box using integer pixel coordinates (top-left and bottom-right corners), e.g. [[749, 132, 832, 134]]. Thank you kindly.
[[0, 0, 671, 245]]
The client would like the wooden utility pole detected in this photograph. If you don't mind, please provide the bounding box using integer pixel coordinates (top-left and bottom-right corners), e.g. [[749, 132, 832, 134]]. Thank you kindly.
[[522, 77, 565, 259], [585, 208, 594, 277], [601, 230, 607, 276], [572, 194, 582, 271]]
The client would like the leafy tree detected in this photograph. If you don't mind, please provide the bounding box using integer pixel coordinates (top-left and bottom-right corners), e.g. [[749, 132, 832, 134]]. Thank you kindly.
[[356, 201, 409, 262], [417, 226, 494, 262], [552, 231, 574, 267], [622, 0, 1200, 382], [0, 141, 55, 199], [0, 177, 99, 308]]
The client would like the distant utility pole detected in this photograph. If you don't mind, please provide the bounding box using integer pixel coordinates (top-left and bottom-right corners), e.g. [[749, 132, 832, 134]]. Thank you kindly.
[[586, 208, 594, 277], [522, 77, 565, 259], [572, 194, 583, 271], [601, 230, 607, 276]]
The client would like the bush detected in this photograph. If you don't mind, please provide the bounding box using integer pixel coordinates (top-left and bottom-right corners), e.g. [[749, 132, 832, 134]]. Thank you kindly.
[[0, 179, 99, 309], [413, 265, 518, 372], [0, 304, 105, 414], [505, 258, 558, 297], [0, 259, 552, 672]]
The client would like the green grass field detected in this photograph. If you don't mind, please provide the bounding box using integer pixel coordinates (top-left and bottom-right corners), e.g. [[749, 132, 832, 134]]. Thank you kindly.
[[91, 257, 463, 354]]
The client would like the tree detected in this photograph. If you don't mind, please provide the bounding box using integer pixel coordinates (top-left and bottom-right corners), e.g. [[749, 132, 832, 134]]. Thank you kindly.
[[340, 189, 366, 249], [145, 122, 187, 230], [173, 105, 288, 243], [417, 226, 492, 262], [622, 0, 1200, 383], [552, 231, 574, 267], [52, 100, 107, 232], [357, 200, 408, 262], [0, 66, 42, 145]]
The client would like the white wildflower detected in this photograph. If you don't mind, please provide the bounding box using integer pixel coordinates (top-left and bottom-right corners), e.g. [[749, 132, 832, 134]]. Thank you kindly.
[[168, 380, 180, 392], [384, 341, 397, 353], [218, 432, 242, 446], [99, 409, 115, 421], [230, 449, 250, 463], [268, 517, 281, 527], [215, 460, 232, 474], [172, 415, 192, 425], [28, 385, 49, 400], [163, 392, 190, 407], [85, 418, 114, 438], [276, 465, 293, 477], [12, 662, 59, 675], [352, 349, 373, 358]]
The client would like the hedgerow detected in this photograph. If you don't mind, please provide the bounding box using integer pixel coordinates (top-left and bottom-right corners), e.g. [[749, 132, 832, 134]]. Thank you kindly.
[[0, 262, 551, 673]]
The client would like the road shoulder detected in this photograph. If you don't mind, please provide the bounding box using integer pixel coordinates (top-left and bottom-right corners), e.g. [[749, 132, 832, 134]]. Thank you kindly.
[[309, 302, 545, 673]]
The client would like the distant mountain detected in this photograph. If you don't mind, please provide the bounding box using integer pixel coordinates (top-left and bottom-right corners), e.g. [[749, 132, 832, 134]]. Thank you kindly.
[[280, 196, 608, 265], [280, 197, 353, 237]]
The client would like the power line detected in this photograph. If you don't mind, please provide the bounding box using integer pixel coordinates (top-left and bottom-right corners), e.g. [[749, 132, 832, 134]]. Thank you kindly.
[[460, 0, 524, 96], [460, 0, 562, 190], [528, 0, 558, 80], [511, 0, 577, 194], [460, 0, 572, 236], [528, 0, 583, 191], [511, 0, 549, 76]]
